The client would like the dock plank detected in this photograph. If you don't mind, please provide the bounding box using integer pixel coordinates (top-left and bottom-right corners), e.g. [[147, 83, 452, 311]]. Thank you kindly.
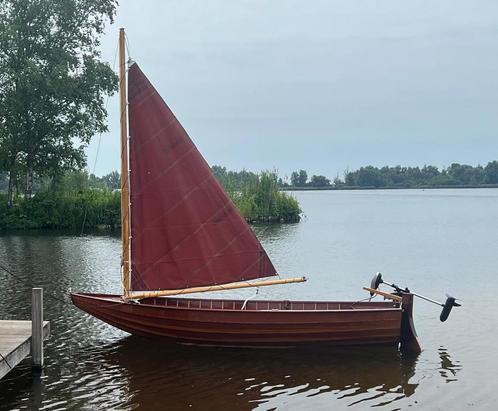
[[0, 320, 50, 380]]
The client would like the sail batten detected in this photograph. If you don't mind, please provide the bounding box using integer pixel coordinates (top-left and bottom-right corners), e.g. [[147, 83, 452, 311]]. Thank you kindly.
[[128, 64, 277, 291]]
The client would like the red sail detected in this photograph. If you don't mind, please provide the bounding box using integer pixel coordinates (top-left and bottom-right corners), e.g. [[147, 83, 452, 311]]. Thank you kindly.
[[128, 63, 277, 291]]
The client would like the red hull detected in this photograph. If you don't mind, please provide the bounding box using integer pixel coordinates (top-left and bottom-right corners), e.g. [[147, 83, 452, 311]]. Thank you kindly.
[[71, 293, 420, 351]]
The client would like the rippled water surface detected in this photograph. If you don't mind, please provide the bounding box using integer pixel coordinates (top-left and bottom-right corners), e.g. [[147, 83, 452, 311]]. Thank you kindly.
[[0, 189, 497, 410]]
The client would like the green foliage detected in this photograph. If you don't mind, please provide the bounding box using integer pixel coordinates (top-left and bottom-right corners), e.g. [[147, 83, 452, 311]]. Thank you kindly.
[[0, 169, 120, 230], [212, 166, 300, 222], [228, 170, 301, 223], [211, 165, 258, 192], [309, 175, 331, 187], [60, 170, 89, 192], [290, 170, 308, 187], [0, 0, 118, 201], [0, 167, 301, 230], [333, 176, 345, 187], [341, 162, 498, 188], [88, 171, 121, 190], [0, 171, 7, 192], [0, 189, 120, 230], [284, 162, 498, 189], [485, 161, 498, 184]]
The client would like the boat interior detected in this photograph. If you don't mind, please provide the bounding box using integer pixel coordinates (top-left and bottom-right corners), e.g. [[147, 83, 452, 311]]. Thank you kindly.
[[138, 297, 401, 312]]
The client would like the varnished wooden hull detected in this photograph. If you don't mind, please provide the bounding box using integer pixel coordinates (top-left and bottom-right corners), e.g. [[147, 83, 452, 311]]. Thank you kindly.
[[71, 293, 420, 351]]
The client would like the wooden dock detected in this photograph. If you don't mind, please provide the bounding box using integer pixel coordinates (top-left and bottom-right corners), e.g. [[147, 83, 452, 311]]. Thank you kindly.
[[0, 320, 50, 379], [0, 289, 50, 380]]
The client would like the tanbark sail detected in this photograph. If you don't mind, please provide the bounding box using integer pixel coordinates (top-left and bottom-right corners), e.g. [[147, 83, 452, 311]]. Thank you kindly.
[[128, 64, 276, 292]]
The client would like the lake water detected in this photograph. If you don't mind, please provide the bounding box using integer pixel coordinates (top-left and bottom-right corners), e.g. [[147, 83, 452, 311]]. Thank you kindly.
[[0, 189, 497, 410]]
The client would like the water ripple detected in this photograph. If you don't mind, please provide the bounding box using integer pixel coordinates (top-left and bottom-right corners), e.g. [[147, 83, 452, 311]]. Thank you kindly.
[[2, 190, 496, 409]]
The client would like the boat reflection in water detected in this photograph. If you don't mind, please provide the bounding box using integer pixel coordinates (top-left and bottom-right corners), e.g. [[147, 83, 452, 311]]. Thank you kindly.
[[97, 338, 462, 409], [102, 336, 423, 410], [438, 346, 462, 384]]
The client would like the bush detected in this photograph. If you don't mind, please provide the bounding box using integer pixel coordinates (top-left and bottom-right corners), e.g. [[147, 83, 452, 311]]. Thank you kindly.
[[230, 171, 301, 223], [0, 169, 301, 231], [0, 189, 120, 231]]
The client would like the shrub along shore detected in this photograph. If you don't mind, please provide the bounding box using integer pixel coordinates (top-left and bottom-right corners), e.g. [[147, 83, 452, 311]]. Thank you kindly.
[[0, 170, 301, 231], [0, 190, 121, 231], [228, 171, 301, 224]]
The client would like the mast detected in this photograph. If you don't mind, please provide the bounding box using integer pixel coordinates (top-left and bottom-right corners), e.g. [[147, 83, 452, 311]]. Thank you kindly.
[[119, 28, 131, 296]]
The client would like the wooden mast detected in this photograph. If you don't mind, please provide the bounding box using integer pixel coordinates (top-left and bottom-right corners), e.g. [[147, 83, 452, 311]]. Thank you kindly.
[[119, 28, 131, 296]]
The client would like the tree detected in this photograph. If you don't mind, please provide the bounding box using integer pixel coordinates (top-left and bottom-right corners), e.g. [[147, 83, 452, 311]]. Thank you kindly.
[[333, 176, 344, 187], [291, 169, 308, 187], [0, 171, 8, 192], [102, 171, 121, 190], [0, 0, 118, 205], [421, 165, 440, 179], [60, 170, 89, 192], [309, 175, 331, 187], [88, 173, 105, 189], [344, 171, 356, 186], [277, 177, 289, 187], [212, 165, 227, 183], [485, 161, 498, 184], [447, 163, 485, 185], [356, 166, 386, 187]]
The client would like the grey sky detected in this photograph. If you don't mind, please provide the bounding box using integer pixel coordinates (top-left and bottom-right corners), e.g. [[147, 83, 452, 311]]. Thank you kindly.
[[86, 0, 498, 179]]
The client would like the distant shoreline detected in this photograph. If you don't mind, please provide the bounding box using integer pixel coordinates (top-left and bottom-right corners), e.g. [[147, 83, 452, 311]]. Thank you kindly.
[[282, 184, 498, 191]]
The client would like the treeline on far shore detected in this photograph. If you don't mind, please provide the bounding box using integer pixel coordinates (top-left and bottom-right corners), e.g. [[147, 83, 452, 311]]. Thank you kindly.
[[0, 169, 301, 231], [283, 161, 498, 189], [212, 162, 498, 191], [2, 161, 497, 231]]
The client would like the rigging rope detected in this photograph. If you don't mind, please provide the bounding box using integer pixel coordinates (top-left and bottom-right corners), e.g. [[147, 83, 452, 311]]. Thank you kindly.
[[351, 295, 380, 307], [80, 39, 120, 236], [0, 350, 12, 370], [0, 262, 68, 306], [124, 32, 132, 60]]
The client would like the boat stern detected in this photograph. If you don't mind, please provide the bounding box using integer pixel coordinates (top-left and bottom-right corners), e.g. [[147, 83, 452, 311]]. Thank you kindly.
[[400, 293, 423, 354]]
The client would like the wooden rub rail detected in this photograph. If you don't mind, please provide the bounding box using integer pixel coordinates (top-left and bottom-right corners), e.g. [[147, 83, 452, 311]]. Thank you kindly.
[[126, 277, 307, 300]]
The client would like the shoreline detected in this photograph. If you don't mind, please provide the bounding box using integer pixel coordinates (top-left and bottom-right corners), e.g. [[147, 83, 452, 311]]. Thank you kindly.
[[282, 184, 498, 191]]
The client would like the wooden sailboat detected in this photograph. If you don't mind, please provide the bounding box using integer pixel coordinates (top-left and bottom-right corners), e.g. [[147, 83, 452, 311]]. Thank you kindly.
[[71, 29, 422, 353]]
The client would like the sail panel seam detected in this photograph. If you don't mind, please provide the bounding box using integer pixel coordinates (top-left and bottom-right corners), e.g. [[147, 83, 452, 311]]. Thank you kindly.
[[131, 172, 215, 244], [131, 145, 196, 197]]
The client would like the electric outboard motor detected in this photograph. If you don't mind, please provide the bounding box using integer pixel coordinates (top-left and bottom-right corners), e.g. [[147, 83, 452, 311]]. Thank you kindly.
[[440, 295, 461, 322], [370, 272, 383, 295], [368, 272, 461, 321]]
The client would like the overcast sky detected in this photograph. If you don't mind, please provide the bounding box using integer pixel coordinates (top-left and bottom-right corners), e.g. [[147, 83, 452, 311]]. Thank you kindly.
[[86, 0, 498, 179]]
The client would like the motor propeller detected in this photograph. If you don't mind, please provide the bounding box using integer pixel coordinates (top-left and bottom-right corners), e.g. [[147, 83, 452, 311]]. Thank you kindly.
[[370, 272, 461, 322]]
